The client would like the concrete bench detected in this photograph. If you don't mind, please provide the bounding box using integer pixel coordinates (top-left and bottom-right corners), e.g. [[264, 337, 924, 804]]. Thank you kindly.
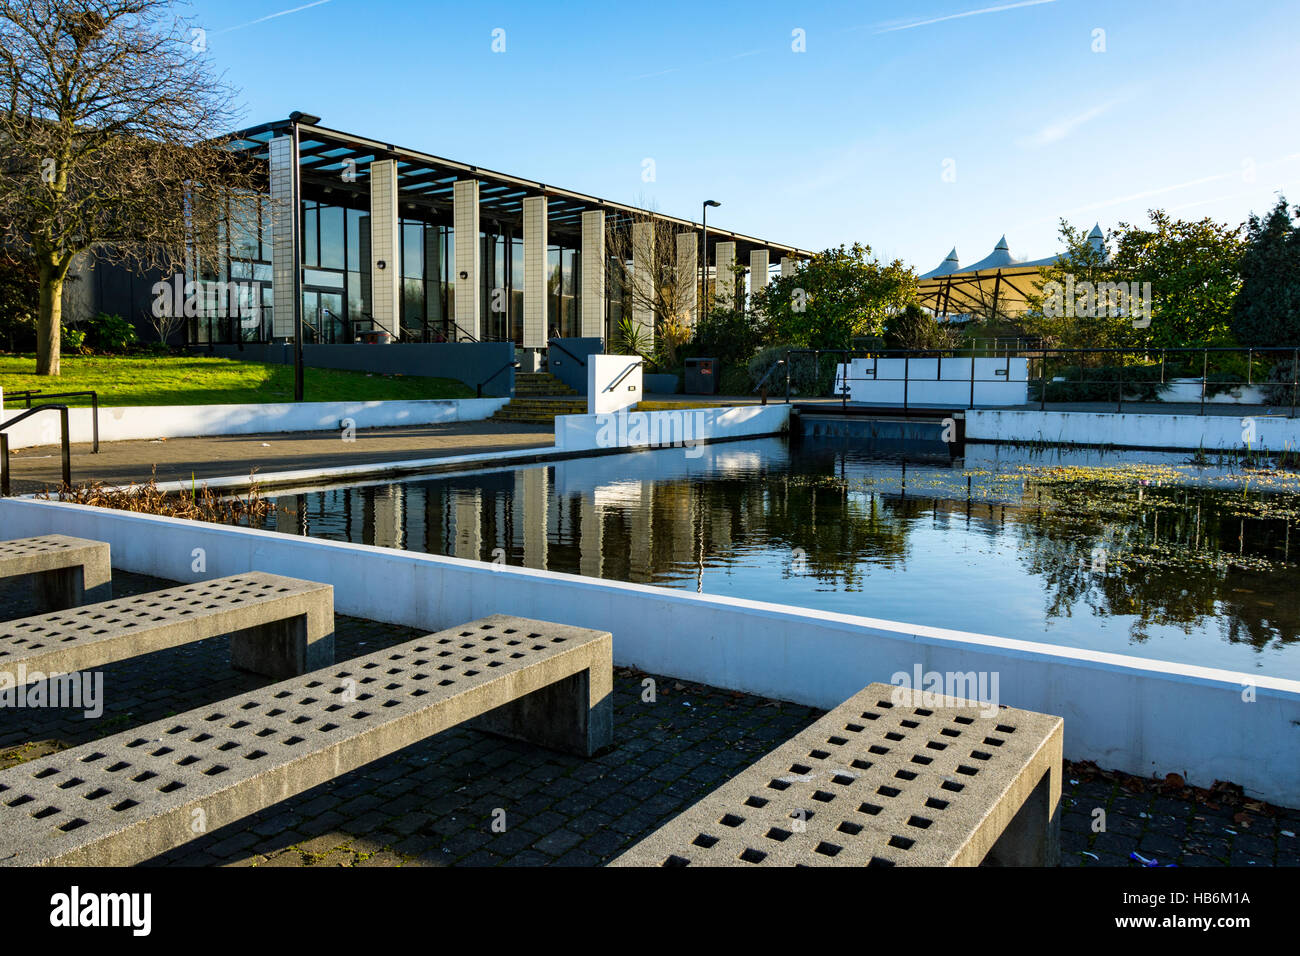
[[0, 614, 612, 866], [612, 682, 1063, 867], [0, 535, 111, 613], [0, 572, 334, 682]]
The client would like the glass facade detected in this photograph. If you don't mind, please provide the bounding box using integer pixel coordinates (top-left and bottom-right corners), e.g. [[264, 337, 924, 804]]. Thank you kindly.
[[189, 179, 592, 346]]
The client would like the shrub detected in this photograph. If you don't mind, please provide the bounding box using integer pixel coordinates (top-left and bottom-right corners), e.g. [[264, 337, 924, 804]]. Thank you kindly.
[[1030, 364, 1168, 402], [82, 312, 138, 353], [689, 307, 767, 368], [1263, 360, 1300, 407], [748, 345, 842, 397], [62, 327, 87, 354]]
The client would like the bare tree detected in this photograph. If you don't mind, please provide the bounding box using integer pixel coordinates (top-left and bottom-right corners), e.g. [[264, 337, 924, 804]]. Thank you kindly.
[[605, 206, 697, 367], [0, 0, 258, 375]]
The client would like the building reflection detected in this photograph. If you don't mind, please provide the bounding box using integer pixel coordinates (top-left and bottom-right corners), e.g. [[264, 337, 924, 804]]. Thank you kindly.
[[266, 439, 1300, 654]]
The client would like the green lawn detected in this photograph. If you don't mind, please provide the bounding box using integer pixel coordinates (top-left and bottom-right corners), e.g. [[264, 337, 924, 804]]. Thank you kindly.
[[0, 354, 475, 407]]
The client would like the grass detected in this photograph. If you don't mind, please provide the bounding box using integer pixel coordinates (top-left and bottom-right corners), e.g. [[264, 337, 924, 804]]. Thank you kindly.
[[0, 353, 475, 407]]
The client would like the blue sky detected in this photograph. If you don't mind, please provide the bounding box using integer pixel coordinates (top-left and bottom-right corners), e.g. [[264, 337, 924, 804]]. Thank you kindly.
[[189, 0, 1300, 271]]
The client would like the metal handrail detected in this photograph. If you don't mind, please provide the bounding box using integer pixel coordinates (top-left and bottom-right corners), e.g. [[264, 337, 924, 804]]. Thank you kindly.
[[449, 321, 478, 343], [547, 338, 587, 368], [0, 404, 72, 496], [604, 359, 644, 394], [2, 390, 99, 453], [477, 361, 520, 398]]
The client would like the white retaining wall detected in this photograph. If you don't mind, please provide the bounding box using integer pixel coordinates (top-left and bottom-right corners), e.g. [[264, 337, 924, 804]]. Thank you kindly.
[[968, 408, 1300, 452], [555, 405, 790, 453], [587, 355, 643, 414], [837, 357, 1030, 407], [1, 497, 1296, 804], [0, 396, 508, 450]]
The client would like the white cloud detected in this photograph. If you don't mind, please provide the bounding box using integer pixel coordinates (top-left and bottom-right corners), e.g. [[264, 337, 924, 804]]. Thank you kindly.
[[875, 0, 1059, 35], [1019, 101, 1121, 148]]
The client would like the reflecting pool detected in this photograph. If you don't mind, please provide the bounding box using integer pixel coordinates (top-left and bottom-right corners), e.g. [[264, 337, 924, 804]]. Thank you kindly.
[[264, 438, 1300, 678]]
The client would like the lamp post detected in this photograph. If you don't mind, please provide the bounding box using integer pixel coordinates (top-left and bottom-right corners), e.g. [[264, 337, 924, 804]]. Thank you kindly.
[[701, 200, 720, 324]]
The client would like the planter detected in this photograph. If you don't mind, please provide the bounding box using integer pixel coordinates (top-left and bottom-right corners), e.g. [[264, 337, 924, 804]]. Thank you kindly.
[[1162, 378, 1267, 405], [644, 373, 680, 395]]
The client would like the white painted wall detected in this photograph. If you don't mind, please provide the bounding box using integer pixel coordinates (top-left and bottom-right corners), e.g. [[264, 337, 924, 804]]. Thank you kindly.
[[968, 408, 1300, 452], [836, 357, 1029, 406], [0, 396, 507, 450], [587, 355, 643, 415], [555, 405, 789, 452], [2, 497, 1296, 804]]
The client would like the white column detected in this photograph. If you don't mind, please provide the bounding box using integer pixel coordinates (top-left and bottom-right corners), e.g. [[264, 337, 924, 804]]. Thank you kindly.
[[580, 209, 605, 339], [714, 240, 736, 309], [632, 220, 655, 345], [523, 195, 548, 348], [453, 179, 480, 340], [268, 135, 298, 339], [780, 256, 796, 278], [369, 159, 400, 339], [676, 232, 697, 325], [749, 249, 770, 310]]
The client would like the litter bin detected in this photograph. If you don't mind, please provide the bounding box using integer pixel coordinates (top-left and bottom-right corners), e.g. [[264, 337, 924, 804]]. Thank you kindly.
[[358, 330, 393, 345], [685, 357, 718, 395]]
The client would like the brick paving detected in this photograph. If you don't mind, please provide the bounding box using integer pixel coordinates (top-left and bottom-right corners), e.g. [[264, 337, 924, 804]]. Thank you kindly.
[[1, 570, 1296, 867]]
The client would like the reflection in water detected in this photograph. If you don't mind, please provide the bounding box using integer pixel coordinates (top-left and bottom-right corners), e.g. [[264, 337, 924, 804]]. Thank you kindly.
[[267, 438, 1300, 678]]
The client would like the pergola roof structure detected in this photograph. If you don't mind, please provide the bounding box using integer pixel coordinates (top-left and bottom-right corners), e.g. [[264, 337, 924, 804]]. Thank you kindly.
[[917, 226, 1104, 322], [224, 117, 815, 257]]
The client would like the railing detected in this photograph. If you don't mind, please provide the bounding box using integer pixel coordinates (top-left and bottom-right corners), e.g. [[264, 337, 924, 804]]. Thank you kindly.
[[604, 359, 644, 394], [0, 405, 72, 496], [477, 361, 520, 398], [1, 390, 100, 453], [776, 346, 1300, 416], [547, 339, 587, 368]]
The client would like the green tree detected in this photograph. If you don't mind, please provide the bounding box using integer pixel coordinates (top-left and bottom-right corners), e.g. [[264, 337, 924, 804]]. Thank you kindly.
[[883, 302, 958, 351], [1230, 196, 1300, 348], [754, 243, 917, 350], [1022, 220, 1137, 349], [1110, 210, 1244, 348]]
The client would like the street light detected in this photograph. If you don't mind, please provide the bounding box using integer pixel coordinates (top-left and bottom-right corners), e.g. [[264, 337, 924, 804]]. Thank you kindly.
[[701, 200, 720, 323]]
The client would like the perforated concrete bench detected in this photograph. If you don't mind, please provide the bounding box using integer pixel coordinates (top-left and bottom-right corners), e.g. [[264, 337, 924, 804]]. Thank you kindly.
[[0, 614, 612, 866], [613, 682, 1063, 867], [0, 572, 334, 682], [0, 535, 111, 613]]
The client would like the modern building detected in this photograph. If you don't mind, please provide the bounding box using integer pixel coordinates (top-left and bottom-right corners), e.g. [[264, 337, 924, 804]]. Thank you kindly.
[[134, 112, 814, 361]]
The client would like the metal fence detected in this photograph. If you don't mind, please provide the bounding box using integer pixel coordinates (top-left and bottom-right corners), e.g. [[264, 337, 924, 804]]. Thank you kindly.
[[779, 346, 1300, 416]]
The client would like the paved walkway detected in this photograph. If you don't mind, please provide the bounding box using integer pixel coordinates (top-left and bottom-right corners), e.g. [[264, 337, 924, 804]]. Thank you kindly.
[[4, 420, 554, 493], [1, 570, 1294, 867]]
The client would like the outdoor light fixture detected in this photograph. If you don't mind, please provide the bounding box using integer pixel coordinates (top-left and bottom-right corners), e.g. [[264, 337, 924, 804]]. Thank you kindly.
[[459, 270, 469, 279], [701, 200, 721, 321], [376, 260, 386, 270]]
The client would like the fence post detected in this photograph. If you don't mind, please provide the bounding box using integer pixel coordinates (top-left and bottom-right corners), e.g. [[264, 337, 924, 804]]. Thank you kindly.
[[841, 351, 848, 409], [969, 351, 975, 411], [59, 406, 71, 490], [0, 433, 8, 497], [1291, 349, 1298, 419], [1200, 350, 1208, 416], [1040, 350, 1047, 411]]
